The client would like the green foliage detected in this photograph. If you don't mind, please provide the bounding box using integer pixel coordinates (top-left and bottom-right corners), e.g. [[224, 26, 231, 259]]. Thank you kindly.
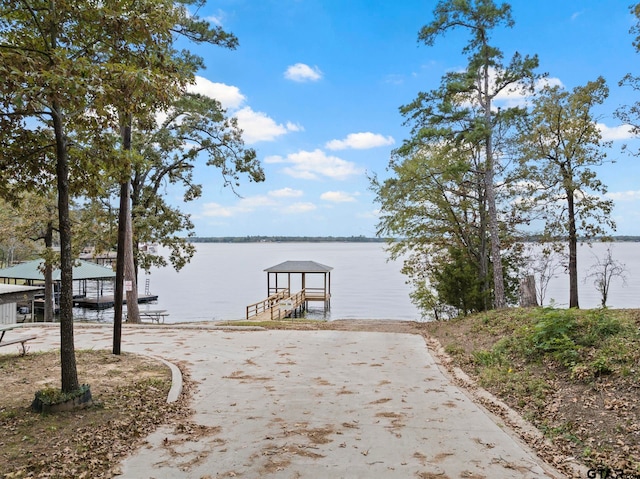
[[372, 0, 540, 314], [472, 349, 505, 367], [129, 92, 264, 273], [515, 78, 614, 308], [433, 246, 489, 315], [530, 309, 578, 352], [33, 384, 91, 407]]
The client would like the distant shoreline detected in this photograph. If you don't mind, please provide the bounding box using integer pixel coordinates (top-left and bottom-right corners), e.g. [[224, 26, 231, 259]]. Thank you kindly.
[[189, 236, 388, 243], [189, 235, 640, 243]]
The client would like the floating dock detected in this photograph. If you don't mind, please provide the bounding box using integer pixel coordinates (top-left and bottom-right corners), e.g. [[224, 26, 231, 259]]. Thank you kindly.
[[73, 294, 159, 310]]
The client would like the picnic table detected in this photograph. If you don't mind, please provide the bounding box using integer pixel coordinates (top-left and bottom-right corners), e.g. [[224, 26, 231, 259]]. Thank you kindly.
[[0, 324, 37, 355], [128, 310, 169, 324]]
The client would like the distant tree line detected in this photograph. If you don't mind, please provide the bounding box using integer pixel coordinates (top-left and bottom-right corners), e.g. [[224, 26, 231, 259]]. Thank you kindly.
[[189, 236, 387, 243]]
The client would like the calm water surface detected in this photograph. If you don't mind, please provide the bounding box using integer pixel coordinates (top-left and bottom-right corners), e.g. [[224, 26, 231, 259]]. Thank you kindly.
[[73, 242, 640, 323]]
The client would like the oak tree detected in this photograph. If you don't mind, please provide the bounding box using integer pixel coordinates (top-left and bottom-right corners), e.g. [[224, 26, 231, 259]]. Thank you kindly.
[[515, 78, 614, 308]]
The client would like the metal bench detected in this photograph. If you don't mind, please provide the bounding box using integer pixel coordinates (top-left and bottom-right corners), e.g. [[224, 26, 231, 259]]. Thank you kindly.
[[0, 335, 37, 355]]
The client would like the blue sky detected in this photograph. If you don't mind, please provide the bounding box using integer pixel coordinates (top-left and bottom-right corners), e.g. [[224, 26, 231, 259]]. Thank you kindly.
[[177, 1, 640, 237]]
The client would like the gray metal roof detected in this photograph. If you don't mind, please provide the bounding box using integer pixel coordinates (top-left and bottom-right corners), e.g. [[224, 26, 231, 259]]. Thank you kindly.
[[0, 284, 45, 305], [0, 259, 116, 281], [264, 261, 333, 273]]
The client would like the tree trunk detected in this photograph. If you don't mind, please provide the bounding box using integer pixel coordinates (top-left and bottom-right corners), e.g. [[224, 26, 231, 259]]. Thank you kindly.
[[519, 275, 538, 307], [43, 222, 54, 322], [481, 61, 506, 310], [124, 198, 140, 323], [485, 123, 506, 309], [52, 102, 79, 393], [113, 180, 127, 355], [567, 189, 579, 308]]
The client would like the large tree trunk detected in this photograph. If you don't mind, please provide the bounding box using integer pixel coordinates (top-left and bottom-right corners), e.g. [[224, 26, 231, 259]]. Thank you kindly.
[[481, 62, 506, 310], [113, 180, 127, 355], [52, 103, 79, 393], [484, 129, 506, 308], [113, 115, 139, 353]]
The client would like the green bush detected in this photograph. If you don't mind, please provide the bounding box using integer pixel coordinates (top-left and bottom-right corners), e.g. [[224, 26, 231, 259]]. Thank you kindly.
[[472, 349, 505, 367], [579, 309, 624, 346]]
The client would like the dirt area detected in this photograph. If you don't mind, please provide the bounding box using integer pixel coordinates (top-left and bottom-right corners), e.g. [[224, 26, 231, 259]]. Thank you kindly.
[[0, 349, 192, 479]]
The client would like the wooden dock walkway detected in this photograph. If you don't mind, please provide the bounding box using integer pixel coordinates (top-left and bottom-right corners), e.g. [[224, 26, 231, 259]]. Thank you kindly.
[[246, 289, 307, 321]]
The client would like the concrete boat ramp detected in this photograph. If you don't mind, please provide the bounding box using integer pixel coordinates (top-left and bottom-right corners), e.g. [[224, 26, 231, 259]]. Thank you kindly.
[[19, 325, 563, 478]]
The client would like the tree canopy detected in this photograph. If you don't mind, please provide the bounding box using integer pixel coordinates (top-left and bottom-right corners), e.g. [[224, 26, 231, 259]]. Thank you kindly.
[[0, 0, 257, 390]]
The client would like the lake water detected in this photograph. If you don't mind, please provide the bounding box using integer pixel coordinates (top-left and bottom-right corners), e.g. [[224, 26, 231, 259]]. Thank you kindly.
[[73, 241, 640, 323]]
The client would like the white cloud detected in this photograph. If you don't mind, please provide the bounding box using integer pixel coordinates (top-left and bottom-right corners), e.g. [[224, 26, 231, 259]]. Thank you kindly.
[[277, 149, 365, 180], [493, 76, 564, 108], [325, 132, 395, 151], [269, 188, 304, 198], [286, 121, 304, 132], [606, 190, 640, 201], [320, 191, 358, 203], [189, 77, 303, 144], [201, 202, 234, 217], [284, 202, 317, 214], [237, 195, 278, 210], [284, 63, 323, 82], [235, 107, 290, 144], [264, 155, 286, 164], [597, 123, 636, 141], [189, 76, 246, 109], [205, 14, 223, 26]]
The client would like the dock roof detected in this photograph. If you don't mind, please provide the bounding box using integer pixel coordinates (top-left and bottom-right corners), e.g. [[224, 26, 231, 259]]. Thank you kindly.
[[264, 260, 333, 273], [0, 284, 45, 305], [0, 259, 116, 281]]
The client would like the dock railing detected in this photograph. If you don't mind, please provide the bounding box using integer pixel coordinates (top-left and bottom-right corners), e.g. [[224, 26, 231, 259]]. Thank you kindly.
[[246, 289, 289, 320], [272, 290, 306, 320], [246, 289, 306, 320]]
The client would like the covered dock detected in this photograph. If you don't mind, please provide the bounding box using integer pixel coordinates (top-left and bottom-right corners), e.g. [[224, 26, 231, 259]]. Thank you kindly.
[[246, 260, 332, 320], [0, 259, 157, 312]]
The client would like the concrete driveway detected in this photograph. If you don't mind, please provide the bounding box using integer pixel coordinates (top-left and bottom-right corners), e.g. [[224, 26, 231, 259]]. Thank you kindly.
[[20, 324, 562, 478]]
